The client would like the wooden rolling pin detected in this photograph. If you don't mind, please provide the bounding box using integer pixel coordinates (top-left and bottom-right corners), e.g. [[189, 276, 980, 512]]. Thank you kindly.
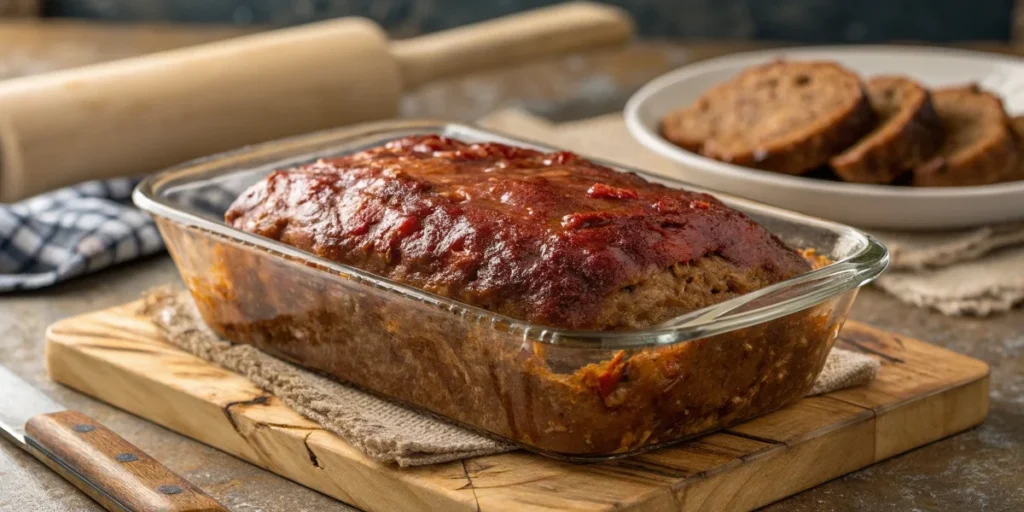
[[0, 2, 633, 202]]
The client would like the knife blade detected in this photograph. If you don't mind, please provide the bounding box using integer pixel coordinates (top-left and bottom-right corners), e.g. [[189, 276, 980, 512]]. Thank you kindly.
[[0, 365, 228, 512]]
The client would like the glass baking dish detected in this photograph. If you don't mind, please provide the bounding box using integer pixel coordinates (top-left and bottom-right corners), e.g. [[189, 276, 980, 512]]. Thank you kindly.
[[134, 120, 888, 460]]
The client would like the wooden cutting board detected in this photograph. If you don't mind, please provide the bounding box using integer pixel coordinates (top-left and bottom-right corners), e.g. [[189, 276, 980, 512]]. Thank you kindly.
[[44, 302, 989, 512]]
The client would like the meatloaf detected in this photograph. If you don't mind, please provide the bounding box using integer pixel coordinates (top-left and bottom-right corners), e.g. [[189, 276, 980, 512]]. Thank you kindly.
[[177, 134, 839, 456], [225, 135, 811, 329]]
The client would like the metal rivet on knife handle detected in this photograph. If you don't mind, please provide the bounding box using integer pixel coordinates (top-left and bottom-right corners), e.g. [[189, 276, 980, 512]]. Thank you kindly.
[[115, 453, 138, 463]]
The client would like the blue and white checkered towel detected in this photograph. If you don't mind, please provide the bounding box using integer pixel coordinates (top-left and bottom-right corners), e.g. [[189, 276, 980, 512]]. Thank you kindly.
[[0, 178, 165, 292]]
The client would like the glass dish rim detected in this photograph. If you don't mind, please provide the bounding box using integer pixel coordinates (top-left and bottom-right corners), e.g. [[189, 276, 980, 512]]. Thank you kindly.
[[133, 119, 889, 349]]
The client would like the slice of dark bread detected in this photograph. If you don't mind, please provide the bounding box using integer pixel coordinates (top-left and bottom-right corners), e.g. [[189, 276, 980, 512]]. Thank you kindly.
[[829, 76, 944, 184], [1007, 115, 1024, 183], [1012, 115, 1024, 136], [661, 60, 875, 175], [912, 85, 1019, 187]]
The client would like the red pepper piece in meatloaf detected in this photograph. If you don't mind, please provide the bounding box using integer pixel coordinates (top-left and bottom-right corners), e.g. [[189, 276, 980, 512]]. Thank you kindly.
[[226, 135, 811, 330]]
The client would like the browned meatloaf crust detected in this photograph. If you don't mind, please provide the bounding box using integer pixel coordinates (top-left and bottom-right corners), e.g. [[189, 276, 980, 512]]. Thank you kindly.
[[184, 135, 834, 456], [913, 85, 1019, 187], [661, 60, 875, 175], [226, 135, 811, 330], [829, 76, 944, 184]]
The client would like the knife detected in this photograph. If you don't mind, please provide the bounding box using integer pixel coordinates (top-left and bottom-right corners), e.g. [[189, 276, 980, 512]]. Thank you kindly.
[[0, 365, 227, 511]]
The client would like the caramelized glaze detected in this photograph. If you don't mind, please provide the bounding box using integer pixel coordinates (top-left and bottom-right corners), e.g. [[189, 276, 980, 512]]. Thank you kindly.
[[226, 135, 809, 328]]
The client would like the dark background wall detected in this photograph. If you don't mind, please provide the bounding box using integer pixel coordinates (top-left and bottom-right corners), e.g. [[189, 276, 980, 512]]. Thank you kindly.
[[44, 0, 1018, 43]]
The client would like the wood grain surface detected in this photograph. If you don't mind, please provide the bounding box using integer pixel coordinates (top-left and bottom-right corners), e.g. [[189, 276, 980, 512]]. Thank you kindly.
[[23, 410, 226, 512], [44, 301, 989, 512], [0, 3, 632, 201]]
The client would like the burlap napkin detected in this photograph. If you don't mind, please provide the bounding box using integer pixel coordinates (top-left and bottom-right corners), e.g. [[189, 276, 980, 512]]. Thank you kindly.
[[871, 227, 1024, 315], [143, 289, 878, 467], [478, 109, 1024, 316], [143, 289, 507, 467]]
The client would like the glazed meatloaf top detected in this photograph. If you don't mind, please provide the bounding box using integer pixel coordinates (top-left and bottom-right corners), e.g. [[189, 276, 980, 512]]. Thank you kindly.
[[226, 135, 811, 330]]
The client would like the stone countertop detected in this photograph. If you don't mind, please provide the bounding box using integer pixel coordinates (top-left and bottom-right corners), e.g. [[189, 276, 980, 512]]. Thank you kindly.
[[1, 21, 1023, 512]]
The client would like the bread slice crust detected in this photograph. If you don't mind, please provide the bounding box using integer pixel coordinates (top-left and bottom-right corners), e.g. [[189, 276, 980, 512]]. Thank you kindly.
[[1006, 115, 1024, 183]]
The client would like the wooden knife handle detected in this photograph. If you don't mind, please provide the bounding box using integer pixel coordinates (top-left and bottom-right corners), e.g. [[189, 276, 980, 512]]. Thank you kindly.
[[23, 410, 227, 512], [391, 1, 634, 89]]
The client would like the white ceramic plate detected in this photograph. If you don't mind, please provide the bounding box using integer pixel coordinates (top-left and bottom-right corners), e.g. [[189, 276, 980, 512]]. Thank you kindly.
[[624, 46, 1024, 230]]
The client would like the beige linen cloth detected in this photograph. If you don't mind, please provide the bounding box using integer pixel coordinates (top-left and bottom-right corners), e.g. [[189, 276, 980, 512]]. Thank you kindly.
[[145, 289, 878, 467], [477, 109, 1024, 316]]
